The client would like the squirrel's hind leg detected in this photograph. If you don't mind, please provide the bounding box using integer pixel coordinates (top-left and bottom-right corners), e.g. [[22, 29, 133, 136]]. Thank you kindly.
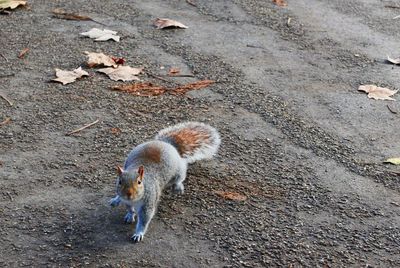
[[172, 162, 187, 195]]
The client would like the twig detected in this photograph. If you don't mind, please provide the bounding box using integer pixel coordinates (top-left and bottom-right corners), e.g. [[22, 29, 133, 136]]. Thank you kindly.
[[0, 73, 15, 78], [287, 17, 291, 26], [147, 72, 181, 85], [0, 118, 11, 126], [66, 119, 99, 136], [385, 5, 400, 9], [167, 74, 195, 78], [0, 53, 8, 62], [393, 14, 400, 19], [0, 10, 11, 15], [0, 94, 13, 106], [18, 48, 29, 59], [387, 104, 398, 114], [186, 0, 197, 6], [246, 44, 266, 50]]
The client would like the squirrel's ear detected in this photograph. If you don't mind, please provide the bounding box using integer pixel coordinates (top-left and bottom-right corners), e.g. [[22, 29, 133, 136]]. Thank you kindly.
[[138, 166, 144, 181], [117, 166, 124, 176]]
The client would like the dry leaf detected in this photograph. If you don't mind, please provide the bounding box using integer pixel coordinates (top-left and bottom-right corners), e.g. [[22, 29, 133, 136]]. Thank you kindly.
[[98, 65, 143, 81], [112, 82, 167, 96], [169, 68, 180, 75], [85, 51, 117, 68], [170, 80, 215, 95], [358, 85, 398, 101], [81, 28, 120, 42], [384, 158, 400, 165], [52, 67, 89, 85], [110, 127, 121, 135], [387, 55, 400, 65], [18, 48, 29, 59], [214, 190, 247, 201], [272, 0, 287, 7], [154, 18, 188, 29], [0, 0, 26, 9], [52, 8, 92, 21]]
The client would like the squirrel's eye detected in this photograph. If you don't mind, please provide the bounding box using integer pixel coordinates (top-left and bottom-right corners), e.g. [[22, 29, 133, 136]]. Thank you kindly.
[[137, 180, 141, 185]]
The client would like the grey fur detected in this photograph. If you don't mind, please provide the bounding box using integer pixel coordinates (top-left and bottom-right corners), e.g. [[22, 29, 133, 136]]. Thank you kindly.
[[109, 122, 220, 242]]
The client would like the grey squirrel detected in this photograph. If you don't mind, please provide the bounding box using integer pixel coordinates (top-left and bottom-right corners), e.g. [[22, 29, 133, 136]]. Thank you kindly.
[[109, 122, 221, 242]]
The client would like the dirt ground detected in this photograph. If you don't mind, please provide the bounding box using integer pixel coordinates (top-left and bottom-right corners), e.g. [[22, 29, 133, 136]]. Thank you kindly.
[[1, 0, 400, 267]]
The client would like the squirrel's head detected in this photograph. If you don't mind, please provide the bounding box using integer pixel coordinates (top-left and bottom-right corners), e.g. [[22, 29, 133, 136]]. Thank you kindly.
[[116, 165, 145, 202]]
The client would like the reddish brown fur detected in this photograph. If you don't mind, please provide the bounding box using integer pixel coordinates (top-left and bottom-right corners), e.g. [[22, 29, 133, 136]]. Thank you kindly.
[[169, 128, 210, 156], [140, 145, 162, 163]]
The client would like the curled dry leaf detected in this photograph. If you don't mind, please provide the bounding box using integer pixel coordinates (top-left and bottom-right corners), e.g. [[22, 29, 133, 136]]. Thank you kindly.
[[0, 0, 26, 9], [170, 80, 215, 95], [272, 0, 287, 7], [358, 85, 398, 101], [112, 82, 166, 96], [384, 158, 400, 165], [98, 65, 143, 81], [52, 8, 92, 21], [85, 51, 117, 68], [110, 127, 121, 135], [387, 55, 400, 65], [214, 190, 247, 201], [81, 28, 120, 42], [154, 18, 188, 29], [52, 67, 89, 85]]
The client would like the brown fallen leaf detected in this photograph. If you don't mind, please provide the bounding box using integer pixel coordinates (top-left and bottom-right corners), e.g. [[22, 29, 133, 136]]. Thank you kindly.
[[214, 190, 247, 201], [112, 79, 214, 96], [168, 68, 180, 75], [18, 48, 29, 59], [112, 82, 167, 96], [358, 85, 398, 101], [154, 18, 188, 29], [0, 0, 26, 9], [170, 80, 215, 95], [98, 66, 143, 81], [52, 8, 92, 21], [272, 0, 287, 7], [110, 127, 121, 135], [52, 67, 89, 85], [387, 55, 400, 65], [85, 51, 117, 68]]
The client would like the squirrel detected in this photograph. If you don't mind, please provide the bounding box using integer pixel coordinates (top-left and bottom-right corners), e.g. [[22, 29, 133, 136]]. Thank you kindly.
[[109, 122, 221, 242]]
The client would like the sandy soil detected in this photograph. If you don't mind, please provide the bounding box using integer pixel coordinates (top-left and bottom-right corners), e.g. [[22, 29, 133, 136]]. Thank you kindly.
[[1, 0, 400, 267]]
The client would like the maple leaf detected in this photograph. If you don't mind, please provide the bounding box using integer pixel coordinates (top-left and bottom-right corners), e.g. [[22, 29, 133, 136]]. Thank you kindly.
[[214, 190, 247, 201], [80, 28, 120, 42], [0, 0, 26, 9], [52, 67, 89, 85], [112, 82, 166, 96], [85, 51, 117, 68], [272, 0, 287, 7], [358, 85, 398, 101], [154, 18, 188, 29], [387, 55, 400, 65], [98, 66, 143, 81]]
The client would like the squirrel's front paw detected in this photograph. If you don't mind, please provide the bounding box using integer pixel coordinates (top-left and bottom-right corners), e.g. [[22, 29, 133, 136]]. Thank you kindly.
[[124, 211, 135, 224], [109, 196, 121, 207], [173, 183, 184, 195], [131, 233, 144, 243]]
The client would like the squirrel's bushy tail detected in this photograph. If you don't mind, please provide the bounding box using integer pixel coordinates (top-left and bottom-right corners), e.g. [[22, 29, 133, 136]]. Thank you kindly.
[[155, 122, 221, 164]]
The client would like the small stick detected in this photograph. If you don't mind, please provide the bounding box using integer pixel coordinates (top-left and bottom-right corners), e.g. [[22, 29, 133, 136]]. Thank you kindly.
[[66, 119, 99, 136], [393, 14, 400, 19], [186, 0, 197, 6], [0, 118, 11, 126], [147, 72, 182, 85], [167, 74, 195, 78], [0, 94, 13, 106], [0, 53, 8, 62], [0, 74, 15, 78], [385, 5, 400, 9], [18, 48, 29, 59], [387, 104, 398, 114], [287, 17, 291, 26]]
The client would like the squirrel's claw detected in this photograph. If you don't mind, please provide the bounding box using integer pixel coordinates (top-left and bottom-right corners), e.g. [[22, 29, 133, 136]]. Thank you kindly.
[[124, 211, 135, 224], [109, 196, 121, 207], [131, 233, 144, 243]]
